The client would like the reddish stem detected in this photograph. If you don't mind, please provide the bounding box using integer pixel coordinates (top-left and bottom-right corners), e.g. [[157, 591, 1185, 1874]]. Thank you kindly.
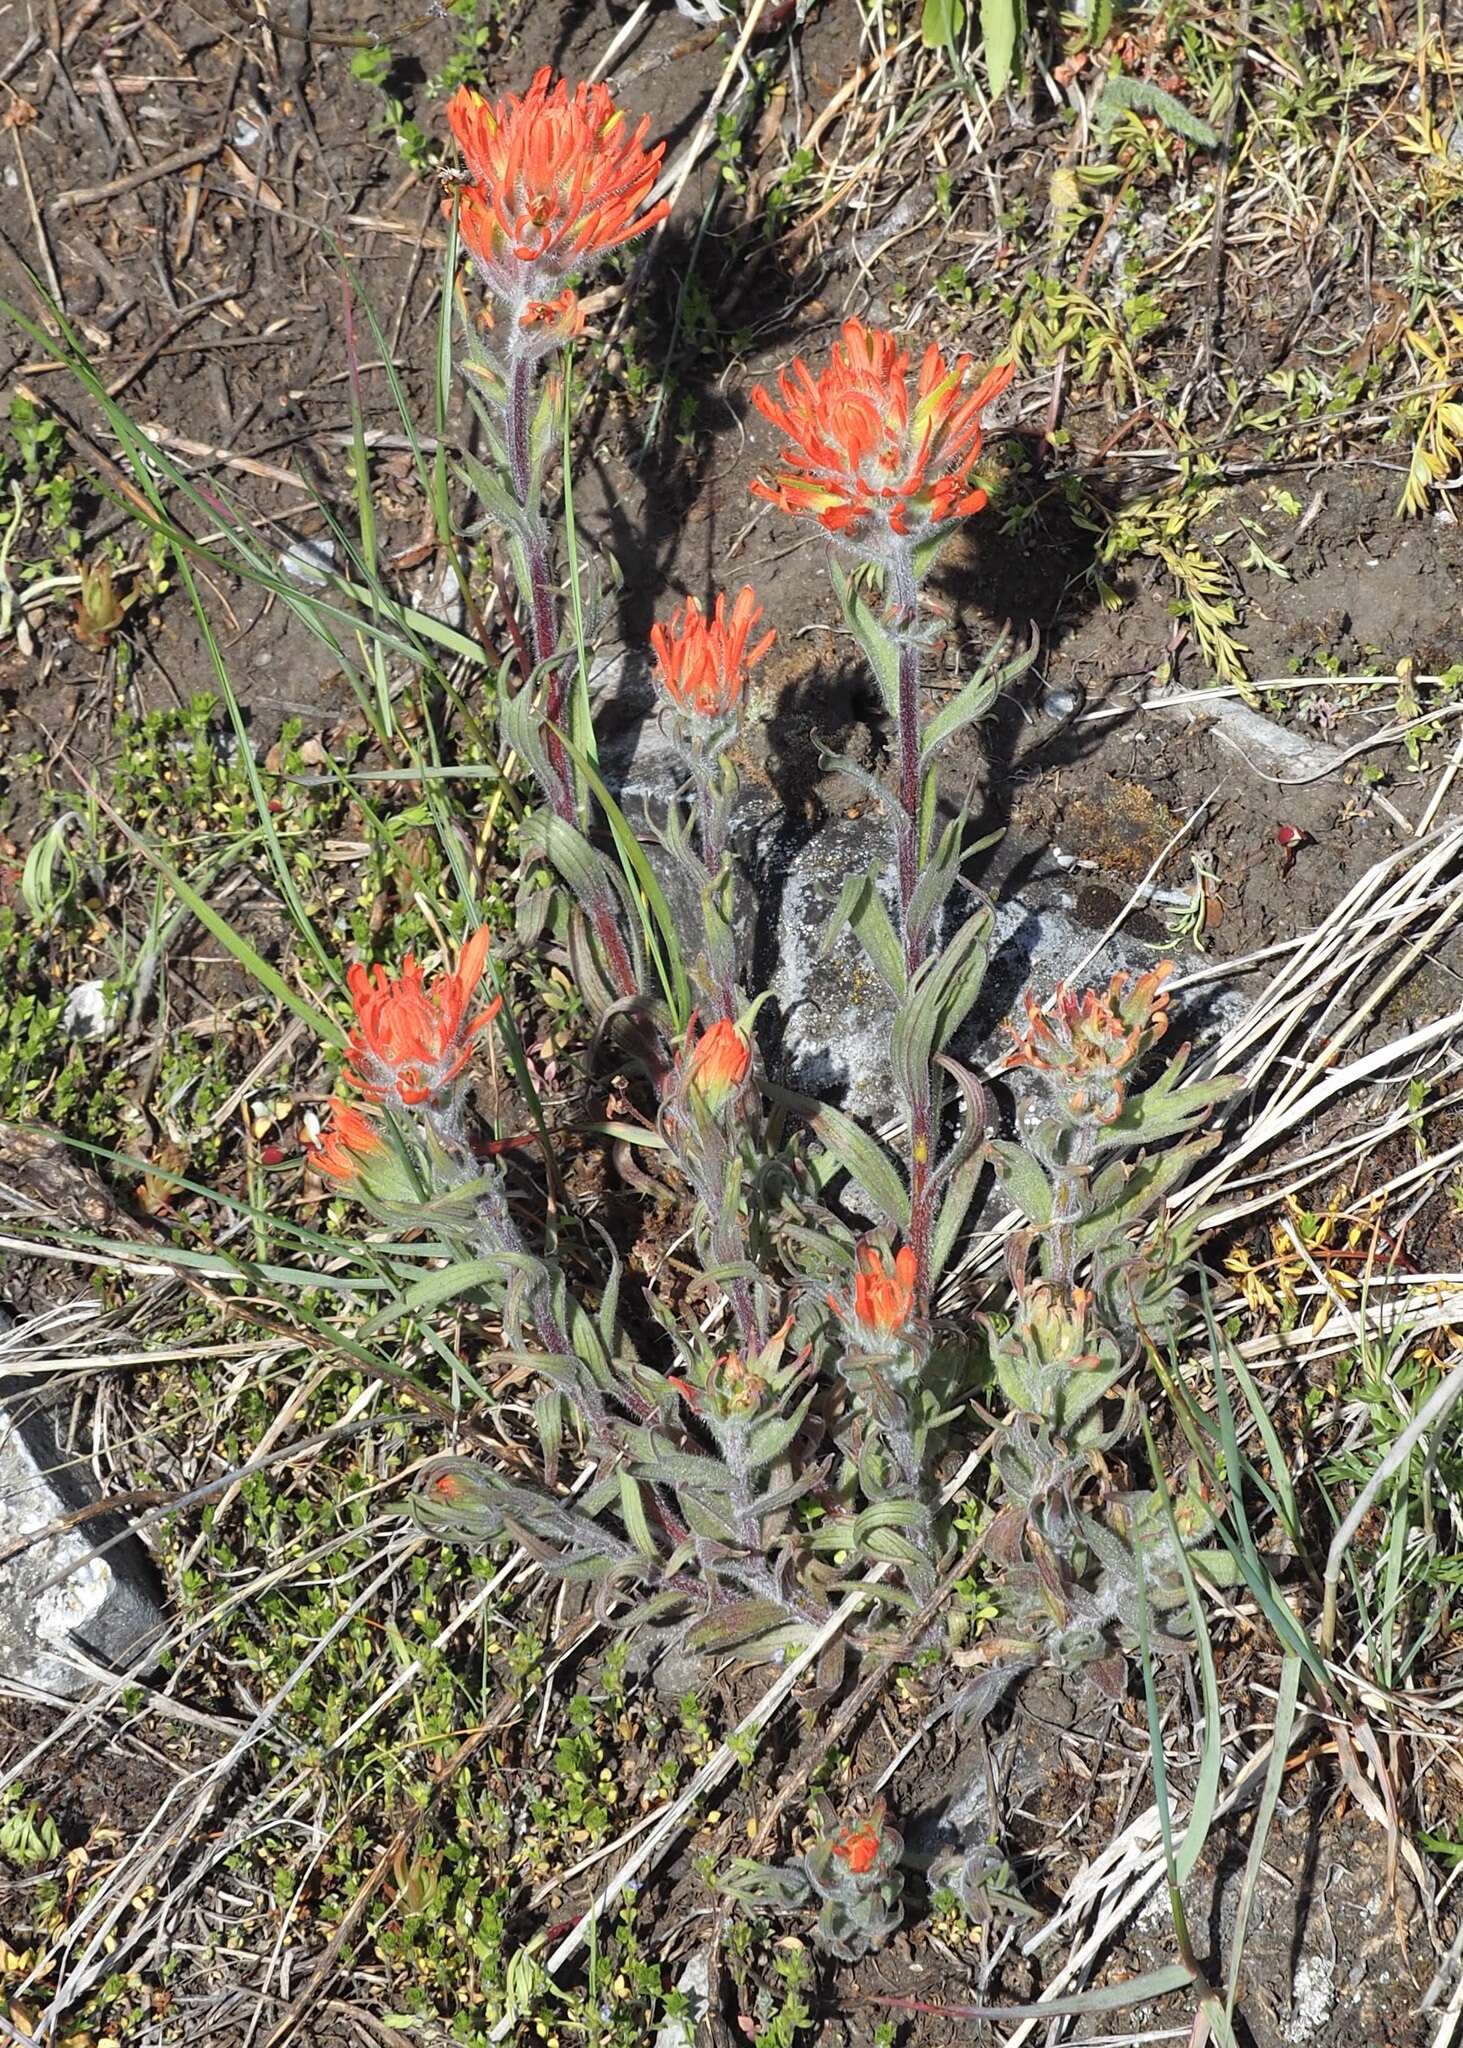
[[890, 545, 933, 1309]]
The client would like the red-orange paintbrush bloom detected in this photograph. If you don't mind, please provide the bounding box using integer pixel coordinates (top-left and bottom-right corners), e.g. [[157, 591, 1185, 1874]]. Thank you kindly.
[[519, 289, 587, 343], [344, 928, 501, 1110], [1003, 964, 1173, 1125], [446, 70, 668, 327], [682, 1016, 751, 1117], [830, 1818, 883, 1876], [650, 586, 775, 723], [307, 1098, 386, 1183], [854, 1241, 917, 1335], [847, 1241, 918, 1338], [751, 319, 1013, 553]]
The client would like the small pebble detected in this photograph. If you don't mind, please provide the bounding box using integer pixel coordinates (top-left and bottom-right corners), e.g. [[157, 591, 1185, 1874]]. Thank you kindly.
[[60, 979, 114, 1042], [1042, 686, 1083, 720]]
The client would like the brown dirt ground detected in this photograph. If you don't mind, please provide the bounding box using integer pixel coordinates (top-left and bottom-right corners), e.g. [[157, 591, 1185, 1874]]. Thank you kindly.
[[1, 0, 1461, 2043]]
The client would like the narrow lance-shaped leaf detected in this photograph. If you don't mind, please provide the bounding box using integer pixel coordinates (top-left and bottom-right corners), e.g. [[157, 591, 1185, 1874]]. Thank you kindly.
[[1098, 75, 1221, 150], [980, 0, 1021, 97], [764, 1080, 912, 1233], [984, 1138, 1054, 1226], [821, 868, 905, 997]]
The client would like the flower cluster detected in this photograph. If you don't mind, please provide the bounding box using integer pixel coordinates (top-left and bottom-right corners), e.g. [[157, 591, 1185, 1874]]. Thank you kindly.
[[1003, 964, 1174, 1124], [677, 1015, 752, 1119], [803, 1803, 906, 1960], [991, 1279, 1124, 1444], [308, 1098, 383, 1184], [670, 1348, 765, 1420], [447, 69, 668, 344], [827, 1241, 918, 1347], [829, 1819, 883, 1876], [344, 928, 500, 1113], [650, 586, 775, 725], [752, 318, 1013, 553]]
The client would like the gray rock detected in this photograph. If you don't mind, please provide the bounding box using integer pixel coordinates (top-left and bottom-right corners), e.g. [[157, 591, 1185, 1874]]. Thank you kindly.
[[278, 535, 335, 586], [652, 1949, 710, 2047], [592, 652, 1246, 1121], [0, 1313, 166, 1698]]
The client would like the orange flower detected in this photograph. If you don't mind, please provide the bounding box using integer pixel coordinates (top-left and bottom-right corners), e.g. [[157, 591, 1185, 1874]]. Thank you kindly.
[[683, 1016, 751, 1116], [831, 1820, 882, 1876], [852, 1242, 918, 1336], [1003, 964, 1173, 1124], [447, 70, 668, 313], [650, 586, 775, 722], [519, 289, 586, 342], [344, 928, 501, 1109], [307, 1098, 385, 1183], [751, 319, 1013, 547]]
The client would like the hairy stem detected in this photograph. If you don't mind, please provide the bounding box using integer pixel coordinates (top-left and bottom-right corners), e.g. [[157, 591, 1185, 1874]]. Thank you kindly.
[[505, 352, 574, 820], [470, 1168, 569, 1357], [690, 751, 739, 1023], [887, 1415, 937, 1598], [504, 346, 636, 1002], [1047, 1122, 1097, 1289], [890, 543, 934, 1308], [891, 545, 923, 971]]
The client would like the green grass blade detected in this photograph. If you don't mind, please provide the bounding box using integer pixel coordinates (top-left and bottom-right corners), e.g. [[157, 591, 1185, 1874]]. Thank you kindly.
[[101, 805, 346, 1047], [1142, 1420, 1223, 1885], [553, 727, 690, 1027], [1225, 1651, 1302, 2017]]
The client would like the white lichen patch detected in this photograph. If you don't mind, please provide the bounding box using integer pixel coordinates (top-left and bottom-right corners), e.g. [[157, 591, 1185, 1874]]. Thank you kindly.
[[1284, 1952, 1337, 2043]]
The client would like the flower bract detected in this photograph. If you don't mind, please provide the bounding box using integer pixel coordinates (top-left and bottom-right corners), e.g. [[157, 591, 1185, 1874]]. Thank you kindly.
[[751, 318, 1013, 553]]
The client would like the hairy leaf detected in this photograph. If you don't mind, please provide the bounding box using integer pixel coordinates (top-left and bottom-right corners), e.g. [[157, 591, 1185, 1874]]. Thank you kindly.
[[1099, 75, 1221, 150]]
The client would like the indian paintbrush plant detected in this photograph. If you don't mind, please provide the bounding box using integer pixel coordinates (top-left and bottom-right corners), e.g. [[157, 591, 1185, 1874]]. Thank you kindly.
[[294, 60, 1246, 1953], [721, 1800, 909, 1961]]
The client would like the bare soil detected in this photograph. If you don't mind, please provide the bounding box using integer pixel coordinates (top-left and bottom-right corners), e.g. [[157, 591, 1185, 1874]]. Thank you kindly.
[[1, 0, 1460, 2041]]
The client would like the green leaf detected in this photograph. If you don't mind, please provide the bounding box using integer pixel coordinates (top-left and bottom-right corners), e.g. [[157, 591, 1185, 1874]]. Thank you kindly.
[[555, 727, 691, 1028], [359, 1254, 542, 1336], [985, 1138, 1053, 1226], [921, 636, 1036, 764], [904, 814, 963, 944], [745, 1393, 815, 1471], [822, 868, 904, 996], [830, 559, 899, 715], [617, 1471, 661, 1559], [103, 812, 345, 1049], [921, 0, 965, 49], [1098, 75, 1221, 150], [500, 677, 560, 810], [930, 1152, 985, 1285], [1141, 1425, 1222, 1885], [815, 743, 895, 816], [889, 903, 990, 1106], [920, 665, 1000, 762], [764, 1081, 911, 1232], [904, 1962, 1197, 2024], [1225, 1654, 1302, 2018], [1096, 1057, 1242, 1151], [457, 448, 527, 538], [979, 0, 1020, 96], [1077, 1138, 1217, 1253]]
